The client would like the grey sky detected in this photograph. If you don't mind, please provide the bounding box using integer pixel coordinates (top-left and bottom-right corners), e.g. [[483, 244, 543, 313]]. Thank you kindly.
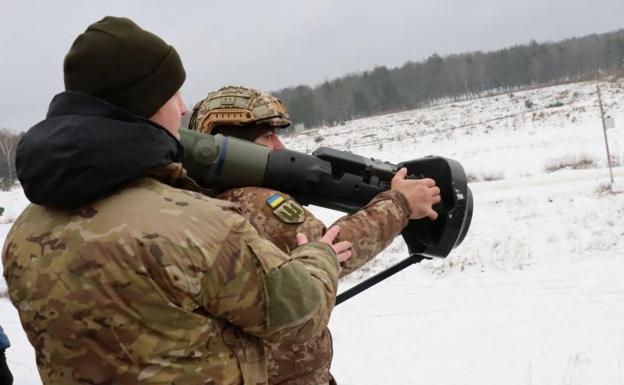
[[1, 0, 623, 131]]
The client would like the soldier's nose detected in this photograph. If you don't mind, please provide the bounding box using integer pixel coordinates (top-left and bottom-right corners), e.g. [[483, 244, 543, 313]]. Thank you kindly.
[[272, 136, 285, 151]]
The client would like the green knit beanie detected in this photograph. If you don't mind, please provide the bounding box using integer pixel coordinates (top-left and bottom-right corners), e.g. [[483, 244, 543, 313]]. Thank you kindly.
[[63, 16, 186, 117]]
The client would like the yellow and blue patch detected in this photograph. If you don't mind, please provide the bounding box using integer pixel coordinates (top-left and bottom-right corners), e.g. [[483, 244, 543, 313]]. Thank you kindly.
[[266, 193, 305, 224], [266, 193, 286, 209]]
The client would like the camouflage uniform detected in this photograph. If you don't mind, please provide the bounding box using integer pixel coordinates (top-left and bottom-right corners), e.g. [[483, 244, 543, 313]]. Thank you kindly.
[[2, 165, 341, 385], [192, 86, 412, 385], [217, 188, 410, 385]]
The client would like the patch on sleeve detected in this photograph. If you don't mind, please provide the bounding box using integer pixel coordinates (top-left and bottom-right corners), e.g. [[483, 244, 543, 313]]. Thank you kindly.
[[266, 193, 286, 209], [266, 193, 305, 224]]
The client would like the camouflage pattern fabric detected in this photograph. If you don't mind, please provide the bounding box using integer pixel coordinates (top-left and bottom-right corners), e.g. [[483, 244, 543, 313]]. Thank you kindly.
[[2, 170, 341, 385], [217, 187, 411, 385], [189, 86, 291, 134]]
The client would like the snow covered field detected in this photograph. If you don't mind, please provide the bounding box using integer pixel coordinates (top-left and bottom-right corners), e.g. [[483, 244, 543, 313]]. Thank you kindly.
[[1, 79, 623, 384], [329, 169, 624, 385]]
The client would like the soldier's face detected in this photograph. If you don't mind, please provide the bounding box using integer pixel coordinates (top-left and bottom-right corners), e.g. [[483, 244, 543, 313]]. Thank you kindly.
[[254, 129, 285, 151], [150, 92, 187, 139]]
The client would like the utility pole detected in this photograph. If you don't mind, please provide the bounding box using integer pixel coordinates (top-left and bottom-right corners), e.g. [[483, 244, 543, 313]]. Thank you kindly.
[[597, 83, 614, 184]]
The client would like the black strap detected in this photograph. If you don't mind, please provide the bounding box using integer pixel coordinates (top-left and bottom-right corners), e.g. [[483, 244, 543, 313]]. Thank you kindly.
[[336, 254, 429, 305]]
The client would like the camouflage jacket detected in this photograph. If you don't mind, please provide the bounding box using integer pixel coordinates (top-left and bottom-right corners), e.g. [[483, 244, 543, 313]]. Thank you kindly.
[[3, 175, 341, 385], [217, 187, 411, 385]]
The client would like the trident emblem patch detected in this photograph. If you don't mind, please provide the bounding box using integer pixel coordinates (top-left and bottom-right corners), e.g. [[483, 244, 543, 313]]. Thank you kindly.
[[266, 193, 305, 224]]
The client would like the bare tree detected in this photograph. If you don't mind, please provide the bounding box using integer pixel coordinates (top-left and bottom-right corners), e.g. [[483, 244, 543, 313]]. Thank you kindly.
[[0, 128, 20, 189]]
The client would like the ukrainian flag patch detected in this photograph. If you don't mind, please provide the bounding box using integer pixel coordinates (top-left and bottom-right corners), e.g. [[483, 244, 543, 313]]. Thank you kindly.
[[266, 193, 286, 209], [266, 193, 305, 223]]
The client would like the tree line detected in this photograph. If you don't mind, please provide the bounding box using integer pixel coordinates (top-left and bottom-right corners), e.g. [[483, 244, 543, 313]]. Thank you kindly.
[[274, 29, 624, 129]]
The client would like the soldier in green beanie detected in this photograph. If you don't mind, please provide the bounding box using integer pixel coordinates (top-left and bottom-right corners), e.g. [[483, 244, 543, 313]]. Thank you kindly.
[[2, 16, 352, 385], [63, 16, 187, 121]]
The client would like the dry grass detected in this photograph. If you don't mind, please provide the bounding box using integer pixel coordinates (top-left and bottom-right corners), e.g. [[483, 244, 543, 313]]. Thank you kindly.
[[467, 170, 505, 182], [595, 182, 624, 196], [544, 153, 597, 173]]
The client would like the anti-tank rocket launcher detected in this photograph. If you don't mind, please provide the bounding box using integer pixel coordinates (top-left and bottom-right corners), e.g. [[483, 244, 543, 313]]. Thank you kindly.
[[179, 128, 473, 303]]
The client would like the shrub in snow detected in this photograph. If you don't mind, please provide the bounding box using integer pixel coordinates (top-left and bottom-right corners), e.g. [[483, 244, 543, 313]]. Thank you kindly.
[[546, 101, 564, 108], [544, 153, 597, 173], [466, 170, 505, 182], [594, 182, 624, 196]]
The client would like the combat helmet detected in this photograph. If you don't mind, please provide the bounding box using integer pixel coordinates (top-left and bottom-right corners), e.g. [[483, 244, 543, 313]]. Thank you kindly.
[[190, 86, 291, 134]]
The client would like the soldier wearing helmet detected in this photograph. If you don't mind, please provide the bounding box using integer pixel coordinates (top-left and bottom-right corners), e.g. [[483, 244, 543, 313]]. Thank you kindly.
[[5, 19, 353, 385], [191, 86, 441, 385], [189, 85, 290, 150]]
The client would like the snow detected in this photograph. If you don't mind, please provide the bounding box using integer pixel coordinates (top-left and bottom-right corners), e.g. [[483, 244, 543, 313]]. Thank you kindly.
[[332, 260, 624, 385], [329, 170, 624, 385], [1, 79, 624, 384]]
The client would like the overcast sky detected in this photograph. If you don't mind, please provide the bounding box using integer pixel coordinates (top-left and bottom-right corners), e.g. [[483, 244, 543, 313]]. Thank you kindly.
[[1, 0, 623, 131]]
